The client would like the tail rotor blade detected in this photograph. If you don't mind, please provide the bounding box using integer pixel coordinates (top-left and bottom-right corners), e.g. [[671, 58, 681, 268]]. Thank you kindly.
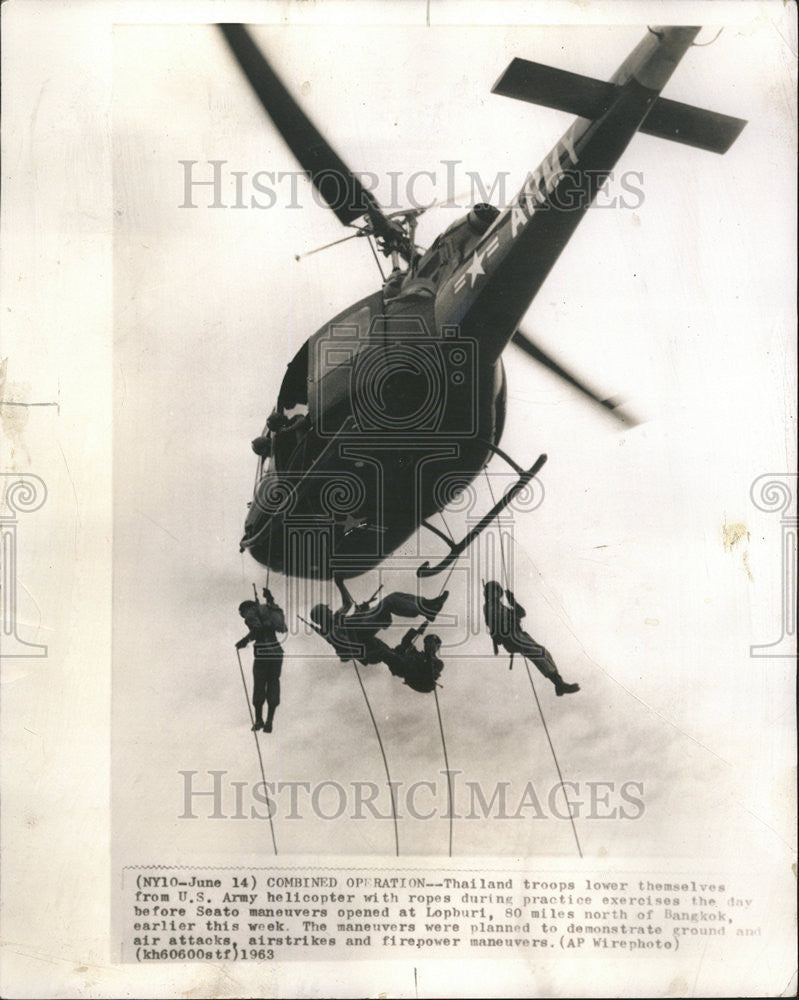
[[511, 329, 639, 427]]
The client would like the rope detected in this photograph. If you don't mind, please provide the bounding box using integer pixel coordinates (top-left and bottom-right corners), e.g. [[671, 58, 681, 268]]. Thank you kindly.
[[337, 509, 456, 857], [438, 508, 455, 547], [483, 469, 510, 583], [428, 509, 456, 854], [235, 647, 278, 855], [433, 686, 453, 856], [265, 524, 273, 592], [366, 234, 386, 282], [352, 662, 400, 856], [483, 469, 582, 858], [521, 655, 583, 857], [430, 505, 466, 599]]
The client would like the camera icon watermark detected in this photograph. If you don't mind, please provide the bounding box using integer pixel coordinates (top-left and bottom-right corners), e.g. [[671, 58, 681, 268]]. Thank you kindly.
[[314, 315, 478, 440]]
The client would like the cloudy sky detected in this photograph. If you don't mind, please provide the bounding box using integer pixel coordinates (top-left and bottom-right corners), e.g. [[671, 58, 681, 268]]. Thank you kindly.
[[108, 14, 795, 864]]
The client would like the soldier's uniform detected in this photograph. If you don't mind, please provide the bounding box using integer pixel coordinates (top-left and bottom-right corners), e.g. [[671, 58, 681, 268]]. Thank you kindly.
[[237, 600, 287, 731], [483, 581, 579, 696]]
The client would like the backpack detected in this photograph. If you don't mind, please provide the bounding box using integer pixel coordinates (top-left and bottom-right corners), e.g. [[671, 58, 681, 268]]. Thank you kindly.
[[402, 650, 443, 693], [255, 603, 286, 633]]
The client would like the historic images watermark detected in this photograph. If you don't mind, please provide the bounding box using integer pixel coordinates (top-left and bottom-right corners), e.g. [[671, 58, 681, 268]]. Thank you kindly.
[[177, 770, 645, 823], [0, 473, 48, 658], [178, 161, 646, 213], [749, 473, 797, 658]]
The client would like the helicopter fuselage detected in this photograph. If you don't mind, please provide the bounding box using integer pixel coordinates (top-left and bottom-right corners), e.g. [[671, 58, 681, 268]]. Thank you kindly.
[[239, 26, 744, 580], [241, 277, 508, 579]]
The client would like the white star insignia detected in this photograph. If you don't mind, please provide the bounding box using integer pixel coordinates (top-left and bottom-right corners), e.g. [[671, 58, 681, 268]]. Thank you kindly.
[[464, 251, 485, 288]]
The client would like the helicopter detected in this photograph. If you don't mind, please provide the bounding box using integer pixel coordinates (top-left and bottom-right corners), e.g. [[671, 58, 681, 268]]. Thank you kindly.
[[221, 24, 746, 582]]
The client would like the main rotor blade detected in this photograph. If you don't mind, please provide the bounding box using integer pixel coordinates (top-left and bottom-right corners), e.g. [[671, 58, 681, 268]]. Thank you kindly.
[[511, 330, 638, 427], [218, 24, 393, 236]]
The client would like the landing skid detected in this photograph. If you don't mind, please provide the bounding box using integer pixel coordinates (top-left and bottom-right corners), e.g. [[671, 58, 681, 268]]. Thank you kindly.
[[417, 451, 547, 578]]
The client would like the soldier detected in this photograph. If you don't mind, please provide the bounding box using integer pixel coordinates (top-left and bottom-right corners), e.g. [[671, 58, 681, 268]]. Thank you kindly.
[[308, 606, 443, 694], [387, 627, 444, 693], [483, 581, 579, 696], [308, 579, 448, 673], [252, 410, 310, 467], [333, 574, 448, 636], [308, 602, 378, 665], [236, 590, 287, 732]]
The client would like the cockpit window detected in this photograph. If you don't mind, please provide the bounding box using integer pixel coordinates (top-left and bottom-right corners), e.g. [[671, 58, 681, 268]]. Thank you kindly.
[[277, 341, 309, 411], [415, 248, 441, 279]]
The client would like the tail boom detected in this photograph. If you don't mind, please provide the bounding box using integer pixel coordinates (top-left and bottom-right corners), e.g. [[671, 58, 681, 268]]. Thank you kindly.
[[435, 27, 746, 361]]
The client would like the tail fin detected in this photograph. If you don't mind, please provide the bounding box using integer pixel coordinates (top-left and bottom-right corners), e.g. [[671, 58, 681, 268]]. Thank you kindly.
[[493, 57, 747, 154]]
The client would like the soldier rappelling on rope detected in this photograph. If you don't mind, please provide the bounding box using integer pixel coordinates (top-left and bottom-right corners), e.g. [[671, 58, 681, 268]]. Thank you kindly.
[[332, 574, 448, 634], [306, 576, 448, 691], [236, 588, 287, 732], [308, 575, 447, 660], [483, 581, 580, 696], [387, 623, 444, 693]]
